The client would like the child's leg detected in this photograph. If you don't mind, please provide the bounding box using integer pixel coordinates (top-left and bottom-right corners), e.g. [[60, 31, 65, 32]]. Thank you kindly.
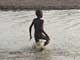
[[35, 39, 39, 43], [41, 36, 50, 46], [35, 34, 39, 43], [44, 39, 49, 46], [35, 34, 50, 46]]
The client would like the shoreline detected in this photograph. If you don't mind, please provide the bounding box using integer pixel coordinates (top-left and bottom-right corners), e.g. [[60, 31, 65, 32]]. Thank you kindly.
[[0, 0, 80, 10], [0, 6, 80, 11]]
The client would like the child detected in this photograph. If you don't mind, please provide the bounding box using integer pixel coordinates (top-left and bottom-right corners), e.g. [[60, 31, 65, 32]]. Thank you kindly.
[[29, 10, 50, 47]]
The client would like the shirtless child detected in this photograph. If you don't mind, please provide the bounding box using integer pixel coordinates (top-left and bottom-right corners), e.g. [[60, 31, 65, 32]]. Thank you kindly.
[[29, 10, 50, 48]]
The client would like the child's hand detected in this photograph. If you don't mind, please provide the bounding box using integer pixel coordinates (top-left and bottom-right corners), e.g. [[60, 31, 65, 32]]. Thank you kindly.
[[46, 35, 50, 40], [47, 36, 50, 40]]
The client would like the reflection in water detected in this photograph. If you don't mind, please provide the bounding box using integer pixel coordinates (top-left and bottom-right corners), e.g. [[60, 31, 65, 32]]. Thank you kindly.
[[32, 51, 50, 60]]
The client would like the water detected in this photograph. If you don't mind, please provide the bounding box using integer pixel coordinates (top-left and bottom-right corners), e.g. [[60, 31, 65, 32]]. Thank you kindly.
[[0, 10, 80, 60]]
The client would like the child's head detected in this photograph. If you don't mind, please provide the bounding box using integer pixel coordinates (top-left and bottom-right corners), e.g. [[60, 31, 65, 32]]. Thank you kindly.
[[35, 10, 43, 18]]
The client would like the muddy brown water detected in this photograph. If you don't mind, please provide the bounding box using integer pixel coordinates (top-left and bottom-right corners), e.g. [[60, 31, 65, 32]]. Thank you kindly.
[[0, 10, 80, 60]]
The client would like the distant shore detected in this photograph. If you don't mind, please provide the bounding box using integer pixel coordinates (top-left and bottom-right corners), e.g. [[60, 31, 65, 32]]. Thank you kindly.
[[0, 0, 80, 10], [0, 6, 80, 11]]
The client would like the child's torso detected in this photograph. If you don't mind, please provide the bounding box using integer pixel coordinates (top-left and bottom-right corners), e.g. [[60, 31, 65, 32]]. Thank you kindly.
[[34, 18, 43, 33]]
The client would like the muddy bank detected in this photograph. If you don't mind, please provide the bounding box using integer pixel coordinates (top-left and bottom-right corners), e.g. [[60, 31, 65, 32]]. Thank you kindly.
[[0, 0, 80, 10], [0, 6, 80, 11]]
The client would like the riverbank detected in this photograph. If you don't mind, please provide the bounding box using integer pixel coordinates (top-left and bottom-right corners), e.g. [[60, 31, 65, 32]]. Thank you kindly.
[[0, 0, 80, 10]]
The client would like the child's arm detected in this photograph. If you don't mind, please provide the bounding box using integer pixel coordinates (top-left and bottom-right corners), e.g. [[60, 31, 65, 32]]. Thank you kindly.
[[42, 20, 50, 40], [29, 20, 34, 40], [42, 30, 50, 40]]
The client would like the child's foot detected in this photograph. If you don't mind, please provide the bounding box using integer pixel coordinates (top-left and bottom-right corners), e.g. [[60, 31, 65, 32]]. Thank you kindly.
[[39, 47, 44, 51]]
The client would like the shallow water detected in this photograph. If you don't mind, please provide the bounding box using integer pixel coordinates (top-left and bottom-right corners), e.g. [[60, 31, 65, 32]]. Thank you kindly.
[[0, 10, 80, 60]]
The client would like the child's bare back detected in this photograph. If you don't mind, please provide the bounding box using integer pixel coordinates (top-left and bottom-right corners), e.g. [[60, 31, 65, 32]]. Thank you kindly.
[[33, 18, 43, 34]]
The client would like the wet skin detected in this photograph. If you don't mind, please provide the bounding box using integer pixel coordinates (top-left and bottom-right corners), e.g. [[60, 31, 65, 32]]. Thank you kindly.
[[29, 10, 50, 46]]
